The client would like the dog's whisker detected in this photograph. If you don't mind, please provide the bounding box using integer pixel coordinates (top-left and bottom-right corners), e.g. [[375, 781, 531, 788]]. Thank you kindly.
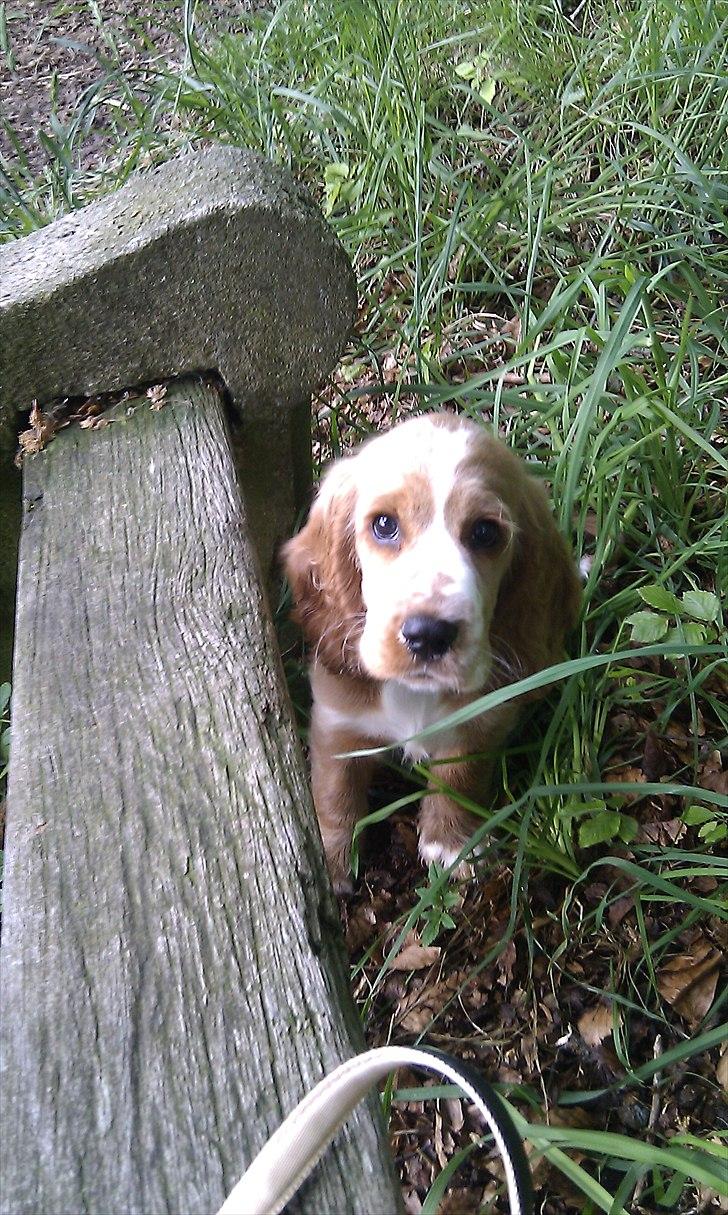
[[489, 641, 524, 685], [312, 611, 365, 669], [341, 614, 366, 655]]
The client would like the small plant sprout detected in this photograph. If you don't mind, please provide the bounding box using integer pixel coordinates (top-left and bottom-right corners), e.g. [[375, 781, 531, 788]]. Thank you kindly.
[[415, 863, 462, 947], [626, 585, 721, 647]]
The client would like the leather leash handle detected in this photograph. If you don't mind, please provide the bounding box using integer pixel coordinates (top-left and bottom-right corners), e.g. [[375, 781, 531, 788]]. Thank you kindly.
[[218, 1044, 534, 1215]]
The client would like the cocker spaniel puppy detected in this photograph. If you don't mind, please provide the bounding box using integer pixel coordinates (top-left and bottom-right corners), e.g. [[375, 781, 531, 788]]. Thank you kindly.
[[284, 413, 581, 892]]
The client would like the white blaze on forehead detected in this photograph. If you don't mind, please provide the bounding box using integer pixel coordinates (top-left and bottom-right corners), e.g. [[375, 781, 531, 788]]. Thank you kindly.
[[356, 419, 478, 613], [352, 416, 474, 515], [316, 416, 477, 520]]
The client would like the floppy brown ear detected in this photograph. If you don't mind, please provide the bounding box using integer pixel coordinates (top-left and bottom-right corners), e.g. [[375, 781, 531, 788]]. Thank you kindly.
[[281, 462, 365, 673], [489, 473, 581, 701]]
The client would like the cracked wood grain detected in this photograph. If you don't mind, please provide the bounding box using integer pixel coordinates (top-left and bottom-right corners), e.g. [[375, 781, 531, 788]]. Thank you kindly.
[[0, 379, 400, 1215]]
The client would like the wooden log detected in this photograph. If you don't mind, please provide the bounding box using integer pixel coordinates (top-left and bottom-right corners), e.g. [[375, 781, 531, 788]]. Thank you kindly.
[[0, 379, 401, 1214]]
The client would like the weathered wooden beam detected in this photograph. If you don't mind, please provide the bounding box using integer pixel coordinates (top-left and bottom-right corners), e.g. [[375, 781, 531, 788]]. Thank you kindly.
[[0, 379, 400, 1214]]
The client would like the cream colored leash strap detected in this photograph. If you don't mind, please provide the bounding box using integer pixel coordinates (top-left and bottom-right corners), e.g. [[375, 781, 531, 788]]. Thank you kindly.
[[217, 1044, 534, 1215]]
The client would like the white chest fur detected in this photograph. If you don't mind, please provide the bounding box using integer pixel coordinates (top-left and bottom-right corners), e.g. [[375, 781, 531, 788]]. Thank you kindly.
[[315, 680, 457, 761], [379, 683, 455, 760]]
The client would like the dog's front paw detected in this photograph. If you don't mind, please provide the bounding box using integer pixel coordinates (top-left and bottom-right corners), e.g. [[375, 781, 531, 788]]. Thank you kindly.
[[417, 835, 475, 880], [418, 836, 462, 869], [322, 840, 355, 897]]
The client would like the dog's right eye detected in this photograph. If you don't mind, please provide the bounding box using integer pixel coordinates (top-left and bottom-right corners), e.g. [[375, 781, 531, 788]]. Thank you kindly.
[[372, 514, 399, 542], [468, 518, 503, 551]]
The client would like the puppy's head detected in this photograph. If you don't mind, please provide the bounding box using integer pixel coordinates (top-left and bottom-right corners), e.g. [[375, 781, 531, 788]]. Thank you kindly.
[[283, 414, 580, 694]]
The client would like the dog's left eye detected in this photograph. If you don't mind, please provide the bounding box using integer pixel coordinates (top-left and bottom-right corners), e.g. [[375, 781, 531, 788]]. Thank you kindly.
[[372, 514, 399, 542], [468, 518, 502, 551]]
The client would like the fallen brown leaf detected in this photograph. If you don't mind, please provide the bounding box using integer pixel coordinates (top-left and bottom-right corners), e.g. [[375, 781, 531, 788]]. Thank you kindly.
[[496, 939, 517, 988], [16, 401, 58, 461], [444, 1096, 464, 1132], [657, 941, 722, 1028], [402, 1188, 422, 1215], [699, 750, 728, 797], [608, 895, 635, 928], [390, 940, 442, 972], [637, 818, 687, 845], [345, 902, 378, 954], [70, 399, 102, 421], [500, 314, 521, 343], [578, 1002, 614, 1047], [433, 1108, 449, 1169], [381, 351, 398, 384], [446, 244, 465, 282], [147, 383, 168, 410], [403, 1151, 433, 1197], [437, 1188, 482, 1215], [396, 973, 459, 1031], [605, 765, 646, 799], [691, 875, 718, 894], [643, 731, 671, 781]]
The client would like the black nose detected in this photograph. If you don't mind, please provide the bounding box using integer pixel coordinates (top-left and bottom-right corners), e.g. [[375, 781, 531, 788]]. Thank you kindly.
[[401, 615, 460, 661]]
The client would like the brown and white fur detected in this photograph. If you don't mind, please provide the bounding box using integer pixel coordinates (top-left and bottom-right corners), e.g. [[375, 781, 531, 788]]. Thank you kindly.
[[283, 413, 581, 892]]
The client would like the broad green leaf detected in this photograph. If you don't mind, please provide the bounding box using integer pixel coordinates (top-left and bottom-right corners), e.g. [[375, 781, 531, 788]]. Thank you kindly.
[[626, 611, 669, 643], [638, 585, 682, 614], [580, 810, 622, 849], [323, 161, 352, 216], [681, 590, 721, 622], [682, 805, 714, 825], [699, 821, 727, 844], [323, 161, 350, 184], [617, 814, 638, 843], [477, 77, 497, 104], [455, 60, 475, 79], [666, 623, 707, 646], [560, 797, 608, 817]]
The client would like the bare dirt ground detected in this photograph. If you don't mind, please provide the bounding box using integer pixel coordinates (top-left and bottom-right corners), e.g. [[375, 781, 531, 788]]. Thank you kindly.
[[0, 0, 255, 174], [1, 1, 173, 171]]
